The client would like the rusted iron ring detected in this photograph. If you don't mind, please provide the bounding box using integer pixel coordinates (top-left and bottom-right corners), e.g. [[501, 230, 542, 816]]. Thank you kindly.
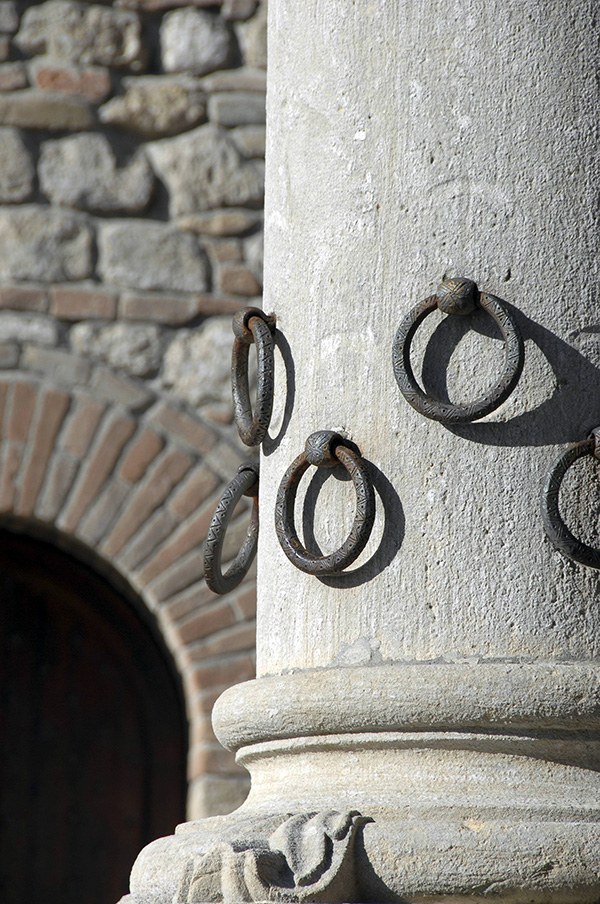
[[274, 431, 375, 576], [204, 463, 259, 594], [232, 307, 276, 446], [392, 277, 524, 424], [541, 429, 600, 569]]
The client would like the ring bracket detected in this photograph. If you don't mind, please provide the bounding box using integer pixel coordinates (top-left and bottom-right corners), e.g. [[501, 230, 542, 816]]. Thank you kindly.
[[232, 307, 276, 344], [204, 463, 260, 594], [436, 276, 480, 316], [591, 427, 600, 461], [305, 430, 343, 468]]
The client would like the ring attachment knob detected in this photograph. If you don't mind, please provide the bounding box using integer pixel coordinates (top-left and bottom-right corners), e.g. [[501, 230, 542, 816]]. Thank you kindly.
[[541, 430, 600, 569], [392, 277, 524, 424], [274, 431, 375, 576], [204, 463, 259, 594], [231, 307, 276, 447]]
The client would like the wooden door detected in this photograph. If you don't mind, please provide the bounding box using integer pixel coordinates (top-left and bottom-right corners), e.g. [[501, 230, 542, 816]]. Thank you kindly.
[[0, 530, 187, 904]]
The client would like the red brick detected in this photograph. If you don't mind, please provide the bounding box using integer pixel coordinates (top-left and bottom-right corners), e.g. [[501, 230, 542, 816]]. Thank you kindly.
[[219, 265, 261, 296], [102, 447, 193, 556], [33, 65, 111, 103], [16, 388, 71, 516], [90, 368, 153, 412], [190, 715, 217, 746], [118, 508, 177, 571], [186, 654, 255, 693], [0, 381, 10, 431], [7, 381, 37, 444], [137, 494, 217, 585], [0, 443, 20, 512], [231, 585, 257, 620], [59, 413, 136, 532], [187, 744, 238, 779], [119, 290, 243, 322], [119, 429, 164, 483], [50, 284, 117, 320], [153, 403, 216, 455], [161, 581, 216, 624], [175, 600, 236, 646], [188, 621, 256, 660], [60, 396, 106, 458], [147, 547, 205, 602], [0, 285, 47, 313], [168, 464, 220, 519], [0, 37, 10, 63], [35, 453, 79, 522], [206, 239, 243, 264]]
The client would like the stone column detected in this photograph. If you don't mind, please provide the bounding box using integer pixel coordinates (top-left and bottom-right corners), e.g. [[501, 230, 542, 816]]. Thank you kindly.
[[125, 1, 600, 901]]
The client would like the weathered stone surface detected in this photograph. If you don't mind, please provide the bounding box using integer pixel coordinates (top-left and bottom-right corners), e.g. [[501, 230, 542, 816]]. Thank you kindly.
[[15, 0, 145, 70], [0, 343, 19, 367], [29, 57, 111, 102], [160, 9, 233, 76], [0, 206, 93, 281], [177, 208, 261, 237], [162, 317, 233, 407], [0, 128, 34, 202], [0, 89, 93, 129], [199, 66, 266, 93], [0, 1, 18, 34], [98, 220, 209, 292], [230, 124, 265, 158], [0, 313, 58, 345], [235, 0, 267, 69], [207, 91, 265, 127], [22, 345, 90, 384], [99, 76, 206, 138], [221, 0, 258, 22], [147, 123, 264, 216], [116, 0, 221, 9], [0, 62, 27, 91], [40, 133, 154, 213], [71, 322, 162, 377]]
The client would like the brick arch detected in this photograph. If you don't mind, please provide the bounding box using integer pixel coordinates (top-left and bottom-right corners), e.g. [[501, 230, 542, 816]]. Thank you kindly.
[[0, 372, 256, 818]]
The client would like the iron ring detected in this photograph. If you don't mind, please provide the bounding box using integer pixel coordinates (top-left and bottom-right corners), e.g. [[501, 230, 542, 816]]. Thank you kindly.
[[541, 430, 600, 569], [274, 431, 375, 576], [392, 276, 524, 424], [204, 463, 259, 594], [231, 307, 276, 446]]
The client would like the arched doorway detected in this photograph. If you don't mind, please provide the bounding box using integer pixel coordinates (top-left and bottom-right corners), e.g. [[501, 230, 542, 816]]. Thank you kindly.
[[0, 530, 187, 904]]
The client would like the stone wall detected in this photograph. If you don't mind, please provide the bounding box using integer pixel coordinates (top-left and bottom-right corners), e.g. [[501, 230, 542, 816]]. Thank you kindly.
[[0, 0, 266, 819]]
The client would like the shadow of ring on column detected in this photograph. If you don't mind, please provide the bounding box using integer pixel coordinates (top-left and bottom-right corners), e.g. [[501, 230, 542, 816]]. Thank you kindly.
[[263, 329, 295, 455], [300, 460, 404, 588]]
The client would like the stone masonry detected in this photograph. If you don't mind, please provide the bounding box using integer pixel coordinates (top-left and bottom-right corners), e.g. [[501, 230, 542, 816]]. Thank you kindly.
[[0, 0, 267, 819]]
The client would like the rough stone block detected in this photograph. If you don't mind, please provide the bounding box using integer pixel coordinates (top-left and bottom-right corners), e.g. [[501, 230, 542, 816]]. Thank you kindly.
[[230, 124, 265, 158], [205, 238, 242, 263], [40, 133, 154, 213], [0, 35, 9, 61], [0, 61, 27, 91], [116, 0, 221, 9], [177, 209, 261, 237], [50, 283, 117, 320], [29, 58, 111, 102], [0, 2, 18, 34], [208, 91, 265, 127], [70, 321, 162, 377], [235, 0, 266, 69], [147, 123, 264, 216], [0, 206, 93, 281], [99, 75, 206, 138], [15, 1, 145, 71], [221, 0, 258, 22], [199, 66, 266, 93], [22, 346, 91, 384], [0, 128, 34, 202], [0, 312, 57, 345], [0, 89, 93, 130], [98, 219, 209, 292], [0, 342, 18, 367], [160, 8, 233, 76], [89, 367, 153, 411], [218, 263, 261, 296], [161, 317, 234, 408]]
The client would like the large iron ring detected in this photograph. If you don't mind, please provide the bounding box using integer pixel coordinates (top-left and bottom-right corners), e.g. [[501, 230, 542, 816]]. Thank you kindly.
[[541, 429, 600, 569], [392, 277, 524, 424], [274, 431, 375, 576], [232, 307, 276, 446], [204, 463, 259, 594]]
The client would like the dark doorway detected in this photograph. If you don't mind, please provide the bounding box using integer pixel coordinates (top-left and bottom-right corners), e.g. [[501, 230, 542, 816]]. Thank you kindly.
[[0, 530, 187, 904]]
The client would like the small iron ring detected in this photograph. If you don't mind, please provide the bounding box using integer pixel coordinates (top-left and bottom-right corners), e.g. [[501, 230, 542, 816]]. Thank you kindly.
[[392, 277, 524, 424], [204, 463, 259, 594], [274, 431, 375, 576], [232, 307, 276, 446], [541, 430, 600, 570]]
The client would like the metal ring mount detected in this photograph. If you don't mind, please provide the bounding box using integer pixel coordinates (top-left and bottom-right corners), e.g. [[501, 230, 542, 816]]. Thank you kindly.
[[541, 429, 600, 570], [392, 276, 524, 424], [274, 431, 375, 576], [232, 307, 276, 446], [204, 463, 259, 594]]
